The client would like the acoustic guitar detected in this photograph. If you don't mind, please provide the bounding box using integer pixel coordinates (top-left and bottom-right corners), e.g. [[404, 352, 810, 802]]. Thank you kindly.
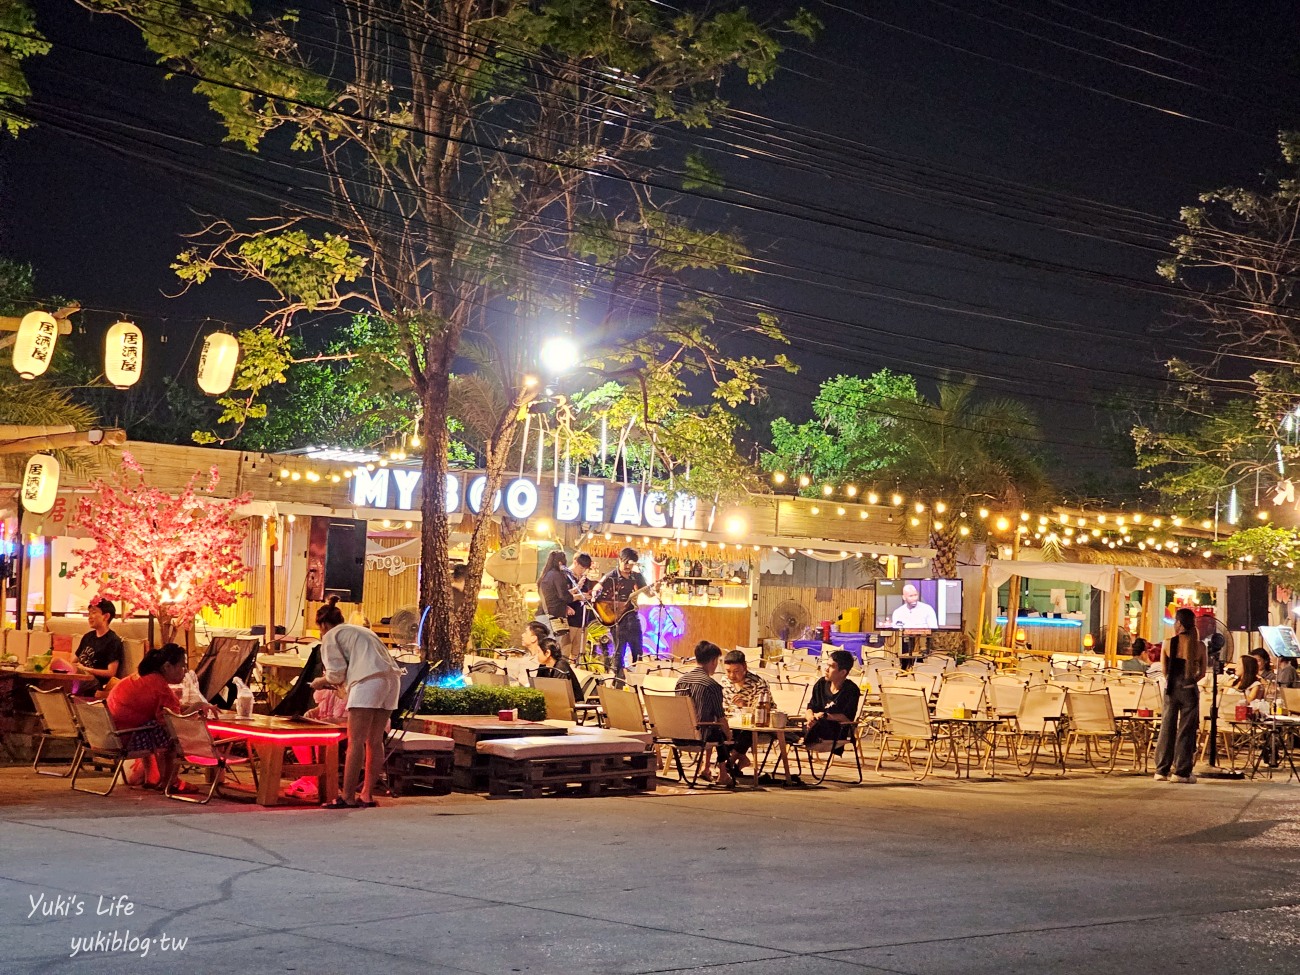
[[592, 582, 660, 626]]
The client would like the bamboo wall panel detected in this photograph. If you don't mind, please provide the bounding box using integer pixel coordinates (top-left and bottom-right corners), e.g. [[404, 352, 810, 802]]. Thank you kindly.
[[756, 585, 881, 641]]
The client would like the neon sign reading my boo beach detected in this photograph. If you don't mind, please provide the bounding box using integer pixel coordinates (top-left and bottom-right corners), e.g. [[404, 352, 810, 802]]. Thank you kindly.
[[350, 469, 699, 529]]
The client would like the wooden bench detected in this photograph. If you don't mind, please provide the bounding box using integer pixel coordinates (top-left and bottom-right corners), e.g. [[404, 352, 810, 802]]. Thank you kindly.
[[477, 731, 657, 799], [385, 732, 454, 796]]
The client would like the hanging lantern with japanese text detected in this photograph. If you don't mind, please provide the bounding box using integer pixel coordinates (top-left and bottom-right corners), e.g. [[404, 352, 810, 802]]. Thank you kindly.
[[12, 311, 58, 379], [196, 332, 239, 395], [20, 454, 59, 513], [104, 321, 144, 389]]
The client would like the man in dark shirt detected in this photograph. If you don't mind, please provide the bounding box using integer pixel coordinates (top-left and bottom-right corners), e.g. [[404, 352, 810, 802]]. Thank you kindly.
[[74, 597, 125, 696], [803, 649, 860, 751], [593, 548, 653, 675], [674, 640, 734, 785]]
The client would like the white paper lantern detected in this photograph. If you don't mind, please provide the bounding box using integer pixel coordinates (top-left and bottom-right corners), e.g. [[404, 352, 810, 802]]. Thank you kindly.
[[104, 320, 144, 389], [20, 454, 59, 514], [12, 311, 59, 379], [196, 332, 239, 395]]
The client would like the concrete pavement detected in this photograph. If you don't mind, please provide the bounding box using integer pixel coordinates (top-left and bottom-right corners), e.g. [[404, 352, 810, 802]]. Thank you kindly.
[[3, 767, 1300, 974]]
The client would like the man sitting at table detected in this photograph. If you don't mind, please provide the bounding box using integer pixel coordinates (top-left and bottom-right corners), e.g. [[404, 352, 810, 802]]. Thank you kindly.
[[721, 649, 769, 773], [73, 597, 125, 697], [675, 641, 735, 786], [803, 649, 861, 754], [1122, 638, 1150, 674]]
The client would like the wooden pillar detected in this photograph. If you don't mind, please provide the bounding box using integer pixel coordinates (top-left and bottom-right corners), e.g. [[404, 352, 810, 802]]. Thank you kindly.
[[1001, 530, 1022, 650], [16, 532, 29, 631], [1138, 582, 1157, 641], [265, 516, 278, 644], [1104, 570, 1123, 667], [975, 563, 989, 653], [41, 536, 52, 628]]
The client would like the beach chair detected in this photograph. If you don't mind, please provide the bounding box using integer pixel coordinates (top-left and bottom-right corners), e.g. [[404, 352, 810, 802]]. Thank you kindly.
[[29, 687, 84, 777], [271, 645, 323, 716], [160, 709, 257, 804], [193, 637, 260, 707], [68, 698, 155, 796]]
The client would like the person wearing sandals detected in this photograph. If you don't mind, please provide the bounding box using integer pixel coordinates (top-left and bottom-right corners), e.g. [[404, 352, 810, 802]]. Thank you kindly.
[[313, 596, 402, 808], [674, 641, 736, 786], [1153, 607, 1208, 784], [107, 643, 214, 790]]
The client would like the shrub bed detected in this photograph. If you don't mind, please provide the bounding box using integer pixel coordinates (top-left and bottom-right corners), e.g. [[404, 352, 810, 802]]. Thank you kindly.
[[419, 685, 546, 722]]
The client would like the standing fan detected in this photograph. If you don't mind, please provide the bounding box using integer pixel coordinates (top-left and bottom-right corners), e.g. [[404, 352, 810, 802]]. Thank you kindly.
[[1194, 610, 1243, 779], [389, 606, 421, 649], [771, 600, 811, 643]]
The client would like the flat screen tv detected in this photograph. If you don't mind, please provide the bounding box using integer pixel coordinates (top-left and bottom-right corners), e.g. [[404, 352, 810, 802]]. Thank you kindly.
[[874, 578, 963, 632]]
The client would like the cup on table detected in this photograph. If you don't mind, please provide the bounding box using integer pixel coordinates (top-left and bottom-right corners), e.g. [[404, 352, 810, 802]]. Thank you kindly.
[[235, 696, 254, 719], [952, 706, 968, 719], [771, 711, 788, 729]]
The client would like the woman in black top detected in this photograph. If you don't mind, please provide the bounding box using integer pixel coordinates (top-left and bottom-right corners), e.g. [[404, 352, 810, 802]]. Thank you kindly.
[[803, 649, 861, 749], [1153, 607, 1208, 783], [535, 638, 584, 703]]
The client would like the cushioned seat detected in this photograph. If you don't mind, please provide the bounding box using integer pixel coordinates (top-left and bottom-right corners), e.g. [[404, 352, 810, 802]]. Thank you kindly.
[[388, 732, 453, 753], [564, 726, 654, 745], [477, 735, 649, 760]]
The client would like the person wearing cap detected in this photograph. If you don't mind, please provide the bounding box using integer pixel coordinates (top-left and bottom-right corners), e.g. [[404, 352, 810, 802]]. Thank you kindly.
[[73, 597, 125, 696]]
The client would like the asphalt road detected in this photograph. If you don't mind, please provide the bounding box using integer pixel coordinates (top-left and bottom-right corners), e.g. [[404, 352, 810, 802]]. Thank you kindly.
[[3, 769, 1299, 975]]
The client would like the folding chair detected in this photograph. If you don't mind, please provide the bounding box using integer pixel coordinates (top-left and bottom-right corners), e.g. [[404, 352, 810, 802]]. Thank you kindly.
[[799, 693, 865, 784], [193, 637, 260, 708], [1013, 683, 1068, 776], [876, 685, 958, 780], [69, 698, 155, 796], [1064, 689, 1123, 773], [643, 691, 718, 787], [29, 687, 84, 777], [160, 710, 257, 803], [935, 673, 988, 717], [598, 684, 648, 733], [271, 645, 323, 716], [535, 675, 580, 723]]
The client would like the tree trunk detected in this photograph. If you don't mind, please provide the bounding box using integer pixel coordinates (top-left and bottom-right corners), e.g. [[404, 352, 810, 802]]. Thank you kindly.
[[494, 516, 529, 640], [927, 525, 965, 653], [419, 360, 535, 676], [419, 371, 456, 672]]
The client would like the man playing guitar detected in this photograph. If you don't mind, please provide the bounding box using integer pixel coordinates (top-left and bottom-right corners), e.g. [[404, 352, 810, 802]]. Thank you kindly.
[[591, 547, 656, 675]]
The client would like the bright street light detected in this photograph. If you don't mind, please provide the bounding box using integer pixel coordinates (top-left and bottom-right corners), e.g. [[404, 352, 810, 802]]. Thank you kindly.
[[539, 335, 579, 374]]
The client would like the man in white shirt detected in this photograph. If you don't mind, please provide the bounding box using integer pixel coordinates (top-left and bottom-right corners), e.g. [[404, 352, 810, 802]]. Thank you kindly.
[[890, 583, 939, 629]]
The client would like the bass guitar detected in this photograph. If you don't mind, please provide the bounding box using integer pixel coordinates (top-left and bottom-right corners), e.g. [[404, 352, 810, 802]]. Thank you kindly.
[[591, 581, 661, 626]]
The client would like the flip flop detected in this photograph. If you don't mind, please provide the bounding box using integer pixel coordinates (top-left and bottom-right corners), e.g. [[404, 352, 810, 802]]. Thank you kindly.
[[321, 797, 357, 809], [355, 799, 378, 808]]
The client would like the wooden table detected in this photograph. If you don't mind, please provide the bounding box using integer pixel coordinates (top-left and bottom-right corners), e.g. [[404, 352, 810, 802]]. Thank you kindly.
[[423, 715, 567, 790], [206, 713, 346, 806], [0, 669, 94, 735]]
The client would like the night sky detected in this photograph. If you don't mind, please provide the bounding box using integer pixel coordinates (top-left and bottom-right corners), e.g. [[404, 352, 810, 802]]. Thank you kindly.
[[3, 0, 1299, 480]]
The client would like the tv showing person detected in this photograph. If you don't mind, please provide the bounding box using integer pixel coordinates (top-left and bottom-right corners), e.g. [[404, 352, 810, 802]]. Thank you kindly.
[[890, 583, 939, 630]]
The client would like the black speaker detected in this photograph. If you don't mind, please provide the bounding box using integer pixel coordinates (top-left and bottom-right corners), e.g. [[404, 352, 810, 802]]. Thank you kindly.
[[306, 517, 367, 603], [1226, 575, 1269, 632]]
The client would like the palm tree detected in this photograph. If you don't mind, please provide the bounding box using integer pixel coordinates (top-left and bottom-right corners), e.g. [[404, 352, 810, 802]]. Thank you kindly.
[[875, 377, 1048, 652], [882, 377, 1047, 576]]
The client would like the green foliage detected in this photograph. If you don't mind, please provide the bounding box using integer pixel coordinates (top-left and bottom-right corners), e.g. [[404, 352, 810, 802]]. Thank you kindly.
[[1212, 526, 1300, 591], [0, 0, 49, 136], [767, 371, 920, 485], [470, 608, 510, 651], [419, 685, 546, 722]]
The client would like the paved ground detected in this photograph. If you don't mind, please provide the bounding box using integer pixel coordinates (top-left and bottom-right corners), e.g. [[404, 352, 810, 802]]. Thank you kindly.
[[3, 763, 1300, 975]]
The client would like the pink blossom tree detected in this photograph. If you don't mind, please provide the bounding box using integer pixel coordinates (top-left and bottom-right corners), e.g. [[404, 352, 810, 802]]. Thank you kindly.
[[71, 454, 251, 644]]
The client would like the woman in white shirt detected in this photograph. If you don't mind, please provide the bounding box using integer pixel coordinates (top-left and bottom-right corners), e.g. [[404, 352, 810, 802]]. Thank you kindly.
[[313, 596, 402, 809]]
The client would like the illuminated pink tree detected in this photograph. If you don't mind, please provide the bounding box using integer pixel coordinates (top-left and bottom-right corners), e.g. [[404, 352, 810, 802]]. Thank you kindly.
[[71, 454, 251, 644]]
